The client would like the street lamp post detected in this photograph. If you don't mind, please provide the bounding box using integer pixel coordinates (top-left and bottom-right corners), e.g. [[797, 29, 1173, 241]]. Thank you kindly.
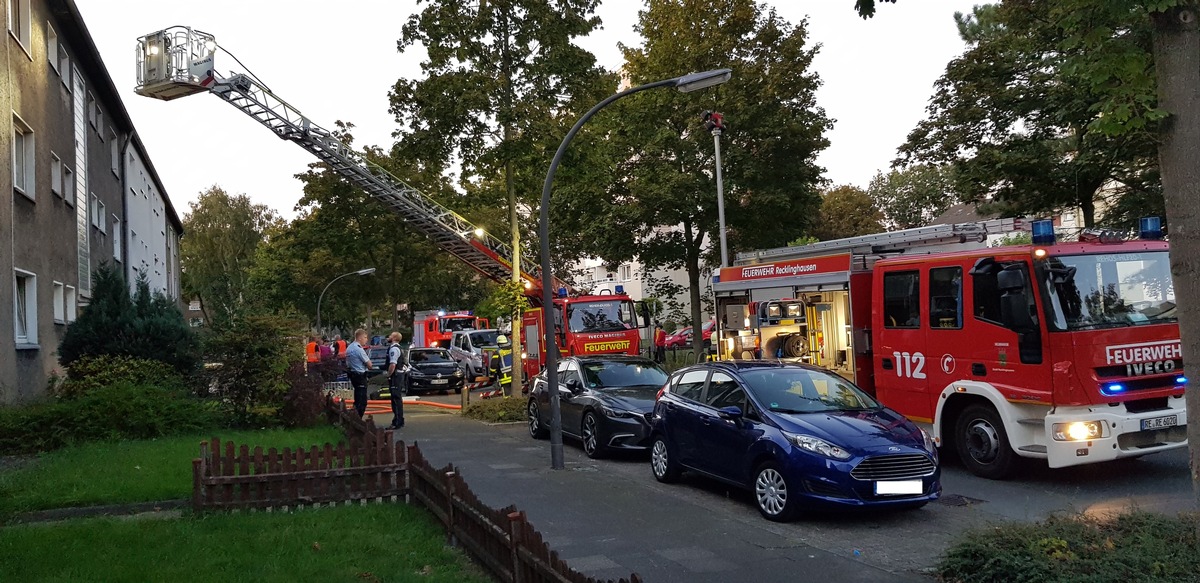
[[539, 68, 732, 470], [705, 111, 729, 268], [316, 267, 376, 333]]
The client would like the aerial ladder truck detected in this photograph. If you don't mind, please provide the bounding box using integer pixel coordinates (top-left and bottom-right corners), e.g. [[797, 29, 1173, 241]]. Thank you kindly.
[[134, 27, 646, 385]]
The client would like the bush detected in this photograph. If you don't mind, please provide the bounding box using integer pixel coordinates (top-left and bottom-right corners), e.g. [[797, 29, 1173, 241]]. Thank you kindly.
[[57, 356, 183, 400], [0, 383, 222, 454], [939, 511, 1200, 583], [203, 313, 303, 426], [58, 265, 200, 375], [279, 361, 326, 428], [463, 397, 526, 423]]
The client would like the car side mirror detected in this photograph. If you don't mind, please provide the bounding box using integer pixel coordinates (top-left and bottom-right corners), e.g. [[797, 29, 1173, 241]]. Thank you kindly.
[[717, 406, 743, 420], [563, 377, 581, 393]]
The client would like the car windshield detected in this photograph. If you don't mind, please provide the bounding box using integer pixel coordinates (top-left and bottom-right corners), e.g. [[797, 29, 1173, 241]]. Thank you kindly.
[[410, 350, 453, 363], [741, 368, 879, 413], [442, 318, 476, 332], [1041, 252, 1176, 331], [581, 361, 668, 389], [567, 300, 636, 333], [468, 330, 499, 347]]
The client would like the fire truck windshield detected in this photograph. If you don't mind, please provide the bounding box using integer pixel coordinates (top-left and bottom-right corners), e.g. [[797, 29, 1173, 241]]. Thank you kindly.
[[567, 300, 637, 333], [1041, 251, 1176, 331], [441, 318, 477, 332]]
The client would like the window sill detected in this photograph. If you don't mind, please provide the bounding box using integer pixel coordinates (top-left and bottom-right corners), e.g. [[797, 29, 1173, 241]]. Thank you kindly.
[[14, 186, 34, 202], [9, 31, 32, 61], [15, 343, 40, 351], [54, 319, 65, 325]]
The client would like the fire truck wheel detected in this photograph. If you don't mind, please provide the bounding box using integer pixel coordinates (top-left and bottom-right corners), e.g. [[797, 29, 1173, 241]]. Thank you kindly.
[[527, 399, 549, 439], [954, 403, 1018, 480]]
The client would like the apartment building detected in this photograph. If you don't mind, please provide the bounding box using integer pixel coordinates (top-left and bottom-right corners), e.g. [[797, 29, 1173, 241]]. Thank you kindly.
[[2, 0, 182, 403]]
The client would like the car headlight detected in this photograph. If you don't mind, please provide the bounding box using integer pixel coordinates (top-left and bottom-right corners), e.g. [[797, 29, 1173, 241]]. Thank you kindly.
[[785, 432, 852, 460], [1053, 421, 1102, 441], [454, 368, 464, 377], [601, 404, 635, 418], [920, 428, 938, 459]]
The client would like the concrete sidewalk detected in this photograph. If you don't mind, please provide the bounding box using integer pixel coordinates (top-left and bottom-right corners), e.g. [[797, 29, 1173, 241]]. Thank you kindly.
[[391, 411, 933, 583]]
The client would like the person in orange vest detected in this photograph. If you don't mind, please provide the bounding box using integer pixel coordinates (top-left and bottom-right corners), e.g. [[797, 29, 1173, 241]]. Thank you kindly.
[[333, 335, 348, 360], [306, 336, 321, 364], [653, 322, 667, 364]]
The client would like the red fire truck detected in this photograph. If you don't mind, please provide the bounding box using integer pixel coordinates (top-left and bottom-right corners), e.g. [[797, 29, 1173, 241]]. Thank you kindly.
[[713, 218, 1184, 479], [519, 285, 647, 382], [412, 310, 490, 348]]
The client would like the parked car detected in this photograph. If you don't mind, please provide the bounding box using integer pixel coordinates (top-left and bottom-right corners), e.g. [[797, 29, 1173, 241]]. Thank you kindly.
[[527, 355, 669, 459], [665, 320, 716, 349], [650, 361, 939, 522], [406, 347, 466, 394]]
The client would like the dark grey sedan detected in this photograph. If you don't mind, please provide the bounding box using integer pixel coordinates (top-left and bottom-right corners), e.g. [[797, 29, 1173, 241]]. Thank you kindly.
[[527, 356, 669, 459]]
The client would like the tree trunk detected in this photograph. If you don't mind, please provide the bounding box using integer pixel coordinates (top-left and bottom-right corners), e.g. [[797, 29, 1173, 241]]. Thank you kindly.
[[1151, 5, 1200, 511], [684, 219, 705, 362], [501, 7, 523, 397]]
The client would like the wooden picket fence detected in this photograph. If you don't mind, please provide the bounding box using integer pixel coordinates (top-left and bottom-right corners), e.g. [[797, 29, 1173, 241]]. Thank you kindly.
[[190, 395, 642, 583]]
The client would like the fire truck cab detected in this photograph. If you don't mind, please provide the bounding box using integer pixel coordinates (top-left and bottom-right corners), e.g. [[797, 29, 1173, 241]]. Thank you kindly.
[[413, 310, 490, 349], [520, 287, 648, 382], [714, 218, 1185, 479]]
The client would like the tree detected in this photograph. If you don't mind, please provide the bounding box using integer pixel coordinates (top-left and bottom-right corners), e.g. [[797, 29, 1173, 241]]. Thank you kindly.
[[180, 186, 280, 327], [573, 0, 831, 358], [867, 165, 955, 230], [59, 264, 199, 375], [391, 0, 614, 390], [811, 185, 884, 240], [894, 2, 1160, 229]]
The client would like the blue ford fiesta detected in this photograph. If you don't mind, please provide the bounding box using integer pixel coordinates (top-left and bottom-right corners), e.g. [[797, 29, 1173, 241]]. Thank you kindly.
[[649, 361, 940, 522]]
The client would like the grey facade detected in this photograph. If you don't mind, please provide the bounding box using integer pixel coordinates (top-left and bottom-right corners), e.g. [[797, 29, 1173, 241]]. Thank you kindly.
[[2, 0, 182, 403]]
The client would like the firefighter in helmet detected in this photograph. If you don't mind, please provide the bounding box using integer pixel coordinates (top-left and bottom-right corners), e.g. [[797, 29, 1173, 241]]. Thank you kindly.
[[490, 334, 514, 395]]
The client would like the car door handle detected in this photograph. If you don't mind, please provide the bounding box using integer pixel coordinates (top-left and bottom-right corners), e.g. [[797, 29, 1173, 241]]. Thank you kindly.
[[665, 403, 676, 411]]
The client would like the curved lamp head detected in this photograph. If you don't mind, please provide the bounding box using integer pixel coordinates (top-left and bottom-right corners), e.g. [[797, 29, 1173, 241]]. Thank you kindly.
[[674, 68, 732, 93], [355, 268, 377, 276]]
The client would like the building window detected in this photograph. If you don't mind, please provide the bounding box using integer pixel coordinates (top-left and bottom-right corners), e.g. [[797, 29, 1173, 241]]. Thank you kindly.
[[12, 113, 34, 199], [14, 269, 36, 345], [46, 22, 58, 72], [109, 130, 119, 173], [90, 194, 106, 233], [65, 285, 76, 323], [7, 0, 30, 53], [620, 264, 632, 281], [87, 92, 97, 127], [883, 270, 921, 329], [189, 300, 201, 312], [63, 166, 74, 206], [113, 216, 122, 259], [51, 153, 62, 196], [52, 281, 64, 323], [59, 49, 70, 88]]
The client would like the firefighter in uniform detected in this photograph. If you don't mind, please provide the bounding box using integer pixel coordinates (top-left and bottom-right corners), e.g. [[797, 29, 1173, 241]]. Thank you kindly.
[[490, 335, 514, 395]]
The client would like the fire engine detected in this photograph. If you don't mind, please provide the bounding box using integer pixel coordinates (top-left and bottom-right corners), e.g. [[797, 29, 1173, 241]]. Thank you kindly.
[[132, 27, 645, 387], [713, 217, 1185, 479], [412, 310, 489, 348]]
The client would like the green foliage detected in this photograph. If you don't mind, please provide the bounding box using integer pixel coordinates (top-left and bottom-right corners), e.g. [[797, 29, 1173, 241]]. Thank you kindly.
[[0, 383, 221, 454], [58, 265, 200, 376], [475, 280, 531, 325], [811, 185, 884, 241], [203, 313, 303, 426], [939, 512, 1200, 583], [867, 165, 955, 230], [896, 1, 1160, 229], [462, 397, 527, 423], [788, 235, 820, 247], [854, 0, 896, 19], [990, 231, 1033, 248], [57, 355, 182, 400], [279, 361, 327, 428]]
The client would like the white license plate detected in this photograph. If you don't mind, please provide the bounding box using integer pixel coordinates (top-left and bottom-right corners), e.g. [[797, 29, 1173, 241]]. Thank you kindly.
[[875, 480, 923, 495], [431, 379, 449, 385], [1141, 414, 1178, 431]]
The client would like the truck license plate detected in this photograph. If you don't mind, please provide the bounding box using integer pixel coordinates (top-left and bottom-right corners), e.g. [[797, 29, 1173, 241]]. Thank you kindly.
[[875, 480, 923, 495], [1141, 414, 1178, 431], [431, 379, 448, 385]]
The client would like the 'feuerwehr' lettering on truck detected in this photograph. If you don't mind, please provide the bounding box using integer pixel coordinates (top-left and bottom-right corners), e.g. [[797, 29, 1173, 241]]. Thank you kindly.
[[740, 263, 818, 279], [1105, 340, 1182, 377]]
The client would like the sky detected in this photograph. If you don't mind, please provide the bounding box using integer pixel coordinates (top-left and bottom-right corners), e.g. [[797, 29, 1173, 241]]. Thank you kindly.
[[75, 0, 976, 220]]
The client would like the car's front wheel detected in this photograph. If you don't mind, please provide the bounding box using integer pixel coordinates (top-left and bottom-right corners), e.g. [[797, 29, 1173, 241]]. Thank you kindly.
[[527, 399, 549, 439], [754, 462, 799, 522], [581, 411, 606, 459], [650, 436, 682, 483]]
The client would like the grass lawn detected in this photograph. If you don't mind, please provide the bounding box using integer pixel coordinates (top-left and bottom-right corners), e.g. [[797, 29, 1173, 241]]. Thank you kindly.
[[0, 503, 490, 583], [0, 425, 342, 520]]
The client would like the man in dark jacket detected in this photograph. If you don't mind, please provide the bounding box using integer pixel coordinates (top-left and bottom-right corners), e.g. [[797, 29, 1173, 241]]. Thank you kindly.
[[385, 332, 406, 430]]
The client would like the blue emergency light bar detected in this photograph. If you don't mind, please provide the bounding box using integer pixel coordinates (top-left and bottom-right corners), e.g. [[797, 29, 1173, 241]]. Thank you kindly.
[[437, 309, 446, 317], [615, 285, 625, 294], [557, 287, 568, 298], [1177, 376, 1188, 386], [1102, 383, 1125, 395], [1031, 219, 1056, 245], [1139, 216, 1163, 240]]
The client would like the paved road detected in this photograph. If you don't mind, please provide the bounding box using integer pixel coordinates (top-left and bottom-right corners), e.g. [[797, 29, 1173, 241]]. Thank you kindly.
[[380, 400, 1191, 582]]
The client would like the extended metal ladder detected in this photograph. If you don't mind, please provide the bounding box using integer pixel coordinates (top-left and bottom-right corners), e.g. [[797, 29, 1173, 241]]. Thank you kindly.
[[134, 27, 552, 292]]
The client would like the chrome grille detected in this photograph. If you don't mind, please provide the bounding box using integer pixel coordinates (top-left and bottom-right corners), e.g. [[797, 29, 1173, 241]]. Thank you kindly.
[[850, 454, 936, 481]]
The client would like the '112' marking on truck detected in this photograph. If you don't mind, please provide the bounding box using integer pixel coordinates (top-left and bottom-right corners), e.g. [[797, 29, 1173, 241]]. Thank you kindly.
[[892, 351, 927, 379]]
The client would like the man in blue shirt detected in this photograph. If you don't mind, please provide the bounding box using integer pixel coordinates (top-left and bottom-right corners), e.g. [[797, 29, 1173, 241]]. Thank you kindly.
[[345, 328, 374, 418], [385, 332, 406, 430]]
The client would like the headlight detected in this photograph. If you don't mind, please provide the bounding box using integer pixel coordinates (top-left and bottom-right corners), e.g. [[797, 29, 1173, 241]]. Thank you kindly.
[[920, 428, 938, 460], [601, 404, 635, 418], [785, 432, 852, 460], [454, 368, 464, 377], [1053, 421, 1102, 441]]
